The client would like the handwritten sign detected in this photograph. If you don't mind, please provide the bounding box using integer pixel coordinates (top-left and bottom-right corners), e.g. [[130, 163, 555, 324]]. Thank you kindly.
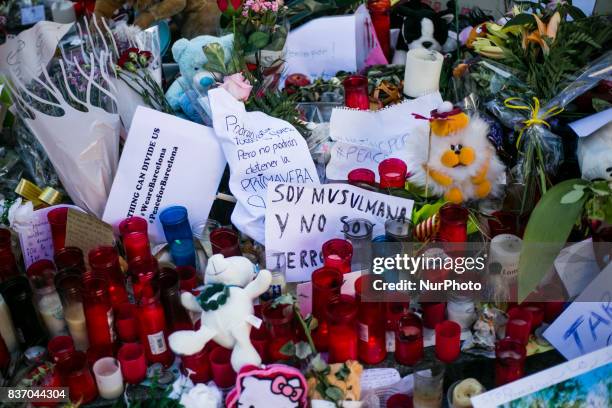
[[471, 345, 612, 408], [543, 262, 612, 360], [17, 204, 82, 268], [265, 182, 414, 281], [65, 209, 115, 263], [209, 88, 319, 244], [283, 5, 386, 82], [103, 106, 226, 244], [0, 21, 73, 83], [326, 93, 442, 181]]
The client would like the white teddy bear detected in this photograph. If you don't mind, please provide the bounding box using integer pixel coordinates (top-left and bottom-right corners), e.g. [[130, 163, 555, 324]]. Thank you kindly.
[[169, 254, 271, 372]]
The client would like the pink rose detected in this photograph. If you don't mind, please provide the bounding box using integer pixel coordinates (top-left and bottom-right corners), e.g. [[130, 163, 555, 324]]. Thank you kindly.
[[221, 73, 253, 101]]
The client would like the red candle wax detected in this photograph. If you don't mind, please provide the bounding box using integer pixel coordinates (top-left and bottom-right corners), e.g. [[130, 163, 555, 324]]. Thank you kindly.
[[395, 313, 424, 366], [343, 75, 369, 110], [137, 293, 174, 367], [82, 273, 115, 355], [435, 320, 461, 363], [322, 239, 353, 274], [47, 207, 68, 254], [117, 343, 147, 384], [326, 295, 358, 363], [506, 307, 533, 345], [378, 158, 408, 189], [355, 275, 387, 364], [495, 337, 526, 386], [181, 344, 212, 384]]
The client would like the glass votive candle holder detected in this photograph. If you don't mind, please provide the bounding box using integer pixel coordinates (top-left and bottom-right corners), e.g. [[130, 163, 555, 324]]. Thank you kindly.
[[123, 232, 151, 262], [506, 307, 533, 345], [311, 267, 343, 351], [354, 275, 387, 365], [343, 74, 369, 110], [438, 204, 468, 243], [181, 344, 212, 384], [56, 351, 98, 404], [378, 158, 408, 189], [250, 326, 269, 364], [210, 346, 236, 388], [387, 393, 413, 408], [495, 337, 526, 386], [435, 320, 461, 363], [93, 357, 124, 400], [114, 302, 139, 343], [54, 247, 85, 274], [47, 207, 68, 254], [159, 206, 193, 242], [322, 238, 353, 274], [210, 228, 242, 257], [348, 168, 376, 186], [395, 313, 424, 366], [326, 295, 358, 364], [48, 335, 75, 363], [421, 302, 446, 330], [413, 359, 445, 408], [117, 343, 147, 384], [119, 216, 148, 237], [522, 303, 544, 332], [177, 266, 198, 292], [262, 302, 296, 362]]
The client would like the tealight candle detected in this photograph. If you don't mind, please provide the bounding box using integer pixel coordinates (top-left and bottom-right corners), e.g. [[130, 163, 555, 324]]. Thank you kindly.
[[403, 48, 443, 98], [93, 357, 124, 400]]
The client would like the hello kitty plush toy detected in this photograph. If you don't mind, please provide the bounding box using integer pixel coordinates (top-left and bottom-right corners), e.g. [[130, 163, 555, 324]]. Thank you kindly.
[[226, 364, 308, 408], [168, 254, 272, 372]]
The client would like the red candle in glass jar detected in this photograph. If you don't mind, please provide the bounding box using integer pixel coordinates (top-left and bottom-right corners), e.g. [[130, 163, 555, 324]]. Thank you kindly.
[[82, 272, 115, 356], [438, 204, 468, 243], [378, 158, 408, 189], [421, 302, 446, 330], [435, 320, 461, 363], [355, 275, 387, 364], [262, 303, 296, 362], [495, 337, 526, 386], [210, 346, 237, 388], [122, 232, 151, 262], [48, 335, 75, 363], [395, 313, 424, 366], [54, 247, 85, 274], [177, 266, 198, 292], [119, 216, 148, 237], [129, 256, 159, 302], [210, 228, 242, 257], [343, 75, 369, 110], [367, 0, 391, 61], [250, 326, 269, 364], [322, 239, 353, 274], [88, 246, 129, 309], [56, 351, 98, 404], [47, 207, 68, 254], [348, 168, 376, 186], [181, 344, 212, 384], [506, 307, 532, 345], [326, 295, 358, 363], [114, 302, 139, 343], [117, 343, 147, 384], [136, 292, 174, 367], [311, 267, 343, 351], [521, 303, 544, 332]]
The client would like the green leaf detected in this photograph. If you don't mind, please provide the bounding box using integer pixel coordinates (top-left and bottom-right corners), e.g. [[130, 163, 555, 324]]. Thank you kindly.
[[279, 340, 296, 357], [560, 189, 585, 204], [203, 43, 228, 74], [248, 31, 271, 50], [518, 179, 588, 301], [295, 341, 313, 359], [566, 5, 587, 21], [504, 13, 536, 27], [335, 363, 351, 382], [325, 386, 344, 402], [310, 353, 328, 372]]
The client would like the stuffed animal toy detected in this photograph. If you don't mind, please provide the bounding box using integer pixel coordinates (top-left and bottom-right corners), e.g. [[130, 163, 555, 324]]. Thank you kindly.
[[168, 254, 272, 372], [226, 364, 308, 408], [391, 0, 455, 64], [307, 360, 363, 403], [577, 121, 612, 181], [94, 0, 220, 39], [165, 34, 233, 122], [406, 101, 505, 204]]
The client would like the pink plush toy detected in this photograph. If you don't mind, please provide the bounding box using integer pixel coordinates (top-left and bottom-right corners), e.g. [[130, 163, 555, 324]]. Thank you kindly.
[[226, 364, 308, 408]]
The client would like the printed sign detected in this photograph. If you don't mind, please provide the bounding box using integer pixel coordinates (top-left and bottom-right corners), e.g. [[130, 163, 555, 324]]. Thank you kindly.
[[103, 106, 226, 244], [209, 88, 319, 244], [544, 262, 612, 360], [265, 182, 414, 281], [326, 92, 442, 181]]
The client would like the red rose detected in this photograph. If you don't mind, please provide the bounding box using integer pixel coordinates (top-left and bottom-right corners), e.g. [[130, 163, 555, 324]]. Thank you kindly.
[[217, 0, 242, 14]]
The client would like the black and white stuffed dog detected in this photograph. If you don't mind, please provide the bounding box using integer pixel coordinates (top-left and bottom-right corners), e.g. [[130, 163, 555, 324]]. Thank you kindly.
[[391, 0, 455, 64]]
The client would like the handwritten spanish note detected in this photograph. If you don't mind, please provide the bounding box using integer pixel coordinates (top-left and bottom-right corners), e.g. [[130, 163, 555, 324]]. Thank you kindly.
[[65, 209, 115, 263], [209, 88, 319, 244], [326, 92, 442, 181], [265, 182, 414, 282], [543, 262, 612, 360], [103, 106, 226, 244]]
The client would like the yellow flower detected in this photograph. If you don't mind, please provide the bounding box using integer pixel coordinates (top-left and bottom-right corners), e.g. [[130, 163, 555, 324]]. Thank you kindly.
[[472, 38, 505, 59]]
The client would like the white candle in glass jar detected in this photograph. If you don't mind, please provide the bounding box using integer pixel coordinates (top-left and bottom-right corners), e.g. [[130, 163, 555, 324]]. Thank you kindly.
[[38, 292, 68, 337], [93, 357, 124, 399], [64, 303, 89, 350], [403, 48, 444, 98], [51, 1, 76, 24], [0, 295, 18, 353], [489, 234, 522, 281]]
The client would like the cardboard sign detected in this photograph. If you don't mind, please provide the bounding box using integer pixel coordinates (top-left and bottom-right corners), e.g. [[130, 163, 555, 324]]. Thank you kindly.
[[284, 5, 387, 82], [265, 182, 414, 282], [326, 92, 442, 181], [543, 262, 612, 360], [103, 106, 226, 244], [209, 88, 319, 244], [471, 345, 612, 408], [65, 209, 115, 263]]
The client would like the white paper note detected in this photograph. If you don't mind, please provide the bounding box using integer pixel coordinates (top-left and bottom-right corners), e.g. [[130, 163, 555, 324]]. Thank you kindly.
[[265, 182, 414, 282], [326, 93, 442, 181], [209, 88, 319, 244], [568, 108, 612, 137], [103, 106, 226, 244]]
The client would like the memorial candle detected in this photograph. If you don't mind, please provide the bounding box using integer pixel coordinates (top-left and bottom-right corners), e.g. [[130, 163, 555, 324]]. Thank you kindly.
[[119, 216, 148, 237], [348, 168, 376, 187], [262, 303, 296, 362], [88, 246, 129, 309], [117, 343, 146, 384], [505, 307, 532, 345], [367, 0, 391, 61], [311, 267, 342, 351], [82, 272, 115, 356], [210, 227, 242, 257], [435, 320, 461, 363], [137, 291, 174, 367], [326, 295, 358, 363], [403, 48, 443, 98], [495, 338, 526, 386], [180, 344, 213, 383], [28, 260, 67, 337], [177, 266, 198, 292], [322, 239, 353, 274], [344, 219, 374, 273], [378, 158, 408, 189], [47, 207, 68, 254], [0, 294, 17, 353], [343, 75, 369, 110], [54, 247, 85, 274], [395, 312, 424, 366], [159, 267, 193, 332], [355, 275, 387, 364], [55, 271, 89, 351], [92, 357, 124, 400], [122, 232, 151, 262], [160, 206, 197, 267], [438, 204, 468, 243], [56, 351, 98, 404]]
